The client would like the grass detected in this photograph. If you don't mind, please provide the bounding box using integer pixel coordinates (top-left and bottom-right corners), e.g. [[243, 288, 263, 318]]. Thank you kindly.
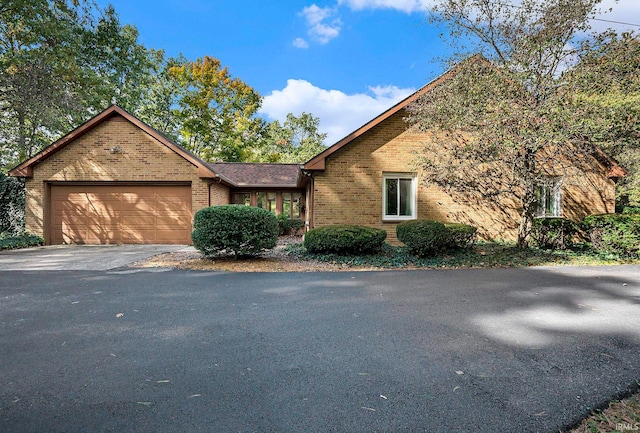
[[569, 391, 640, 433], [285, 241, 640, 270]]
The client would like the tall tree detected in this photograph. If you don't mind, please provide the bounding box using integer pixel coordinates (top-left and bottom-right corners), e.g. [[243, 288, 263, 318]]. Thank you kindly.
[[0, 1, 163, 168], [0, 0, 94, 166], [167, 56, 263, 162], [565, 31, 640, 206], [406, 0, 629, 247], [254, 112, 327, 163]]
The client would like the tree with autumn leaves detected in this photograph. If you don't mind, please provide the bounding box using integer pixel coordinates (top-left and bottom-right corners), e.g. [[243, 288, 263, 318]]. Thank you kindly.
[[0, 1, 325, 168], [407, 0, 640, 247]]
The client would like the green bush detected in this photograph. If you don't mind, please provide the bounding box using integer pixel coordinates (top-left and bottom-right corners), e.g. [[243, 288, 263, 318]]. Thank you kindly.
[[622, 206, 640, 215], [191, 205, 278, 258], [304, 225, 386, 255], [277, 214, 305, 235], [0, 233, 44, 250], [0, 173, 25, 236], [444, 223, 478, 250], [582, 213, 640, 257], [396, 220, 451, 257], [531, 217, 579, 250], [397, 220, 477, 257]]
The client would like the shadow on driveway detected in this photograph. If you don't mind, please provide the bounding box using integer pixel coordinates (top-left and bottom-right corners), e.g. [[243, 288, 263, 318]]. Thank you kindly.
[[0, 265, 639, 432]]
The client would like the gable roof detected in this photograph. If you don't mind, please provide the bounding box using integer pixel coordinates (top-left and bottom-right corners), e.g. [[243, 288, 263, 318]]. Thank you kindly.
[[302, 57, 626, 180], [302, 58, 477, 171], [207, 162, 304, 188], [8, 105, 220, 179]]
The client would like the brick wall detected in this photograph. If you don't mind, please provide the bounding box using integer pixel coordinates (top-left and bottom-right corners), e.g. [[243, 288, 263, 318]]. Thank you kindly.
[[25, 115, 217, 240], [209, 182, 230, 206], [311, 110, 615, 244]]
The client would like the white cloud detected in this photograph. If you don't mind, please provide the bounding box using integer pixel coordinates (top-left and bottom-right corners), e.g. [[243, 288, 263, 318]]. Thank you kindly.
[[292, 37, 309, 49], [338, 0, 430, 13], [259, 79, 415, 145], [300, 4, 343, 44], [591, 0, 640, 32]]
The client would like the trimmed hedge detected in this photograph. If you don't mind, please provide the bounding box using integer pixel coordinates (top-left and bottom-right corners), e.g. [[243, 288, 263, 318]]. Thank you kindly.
[[397, 220, 477, 257], [191, 205, 278, 257], [531, 217, 579, 250], [277, 214, 305, 235], [0, 233, 44, 250], [304, 225, 386, 255], [582, 213, 640, 257], [444, 223, 478, 250], [396, 220, 450, 257]]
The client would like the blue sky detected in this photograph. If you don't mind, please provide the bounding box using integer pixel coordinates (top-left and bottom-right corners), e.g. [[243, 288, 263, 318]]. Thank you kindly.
[[96, 0, 640, 145]]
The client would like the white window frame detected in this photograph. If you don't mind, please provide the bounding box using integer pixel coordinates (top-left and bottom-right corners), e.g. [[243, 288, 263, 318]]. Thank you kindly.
[[382, 173, 417, 221], [535, 177, 562, 218]]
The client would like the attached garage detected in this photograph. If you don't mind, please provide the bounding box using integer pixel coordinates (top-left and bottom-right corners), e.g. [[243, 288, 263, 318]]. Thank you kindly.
[[9, 106, 227, 245], [9, 105, 308, 245], [49, 183, 192, 244]]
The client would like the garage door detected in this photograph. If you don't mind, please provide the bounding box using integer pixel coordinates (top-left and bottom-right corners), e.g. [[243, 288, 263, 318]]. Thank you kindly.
[[50, 184, 192, 244]]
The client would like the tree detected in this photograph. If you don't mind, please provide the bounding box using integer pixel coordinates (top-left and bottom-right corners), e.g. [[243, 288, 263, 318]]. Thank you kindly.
[[254, 112, 328, 163], [0, 1, 163, 169], [167, 56, 263, 162], [79, 6, 165, 116], [0, 0, 94, 166], [565, 31, 640, 206], [406, 0, 629, 247]]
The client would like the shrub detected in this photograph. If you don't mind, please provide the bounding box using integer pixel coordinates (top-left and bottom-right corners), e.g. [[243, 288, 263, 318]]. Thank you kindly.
[[191, 205, 278, 257], [277, 214, 305, 235], [444, 223, 477, 250], [397, 221, 478, 257], [582, 213, 640, 257], [0, 233, 44, 250], [396, 220, 451, 257], [0, 173, 25, 236], [531, 217, 579, 250], [304, 225, 386, 255], [622, 206, 640, 215]]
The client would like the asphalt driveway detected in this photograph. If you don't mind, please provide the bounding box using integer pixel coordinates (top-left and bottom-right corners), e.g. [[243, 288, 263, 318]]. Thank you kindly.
[[0, 244, 190, 271], [1, 266, 639, 432]]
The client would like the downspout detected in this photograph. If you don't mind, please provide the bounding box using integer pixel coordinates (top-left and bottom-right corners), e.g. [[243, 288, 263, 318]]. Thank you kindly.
[[307, 174, 314, 230]]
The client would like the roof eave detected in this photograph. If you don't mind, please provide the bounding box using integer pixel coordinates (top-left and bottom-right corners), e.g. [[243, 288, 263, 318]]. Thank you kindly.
[[8, 105, 220, 181], [302, 56, 485, 171]]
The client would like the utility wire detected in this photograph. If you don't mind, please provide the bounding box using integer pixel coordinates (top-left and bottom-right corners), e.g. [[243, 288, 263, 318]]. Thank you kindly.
[[493, 0, 640, 28]]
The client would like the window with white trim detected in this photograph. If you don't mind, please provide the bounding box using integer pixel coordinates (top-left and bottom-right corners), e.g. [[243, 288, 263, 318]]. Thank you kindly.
[[535, 177, 562, 217], [383, 173, 417, 220]]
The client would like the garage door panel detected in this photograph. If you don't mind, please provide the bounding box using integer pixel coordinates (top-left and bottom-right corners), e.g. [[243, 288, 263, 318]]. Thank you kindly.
[[50, 184, 192, 245], [155, 229, 191, 243], [121, 229, 157, 243], [121, 199, 155, 211]]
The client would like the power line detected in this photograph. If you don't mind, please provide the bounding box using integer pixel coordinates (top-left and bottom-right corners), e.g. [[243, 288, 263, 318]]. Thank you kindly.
[[494, 0, 640, 28], [591, 17, 640, 28]]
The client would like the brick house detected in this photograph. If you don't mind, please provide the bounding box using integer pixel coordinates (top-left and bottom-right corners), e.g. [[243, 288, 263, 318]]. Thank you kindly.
[[301, 76, 625, 243], [8, 106, 308, 244], [9, 80, 624, 245]]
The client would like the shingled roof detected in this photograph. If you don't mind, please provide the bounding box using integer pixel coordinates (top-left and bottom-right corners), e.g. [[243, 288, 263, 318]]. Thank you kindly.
[[206, 162, 304, 188]]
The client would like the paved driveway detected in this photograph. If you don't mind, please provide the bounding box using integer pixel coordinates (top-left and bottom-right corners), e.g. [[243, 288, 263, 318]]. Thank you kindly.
[[0, 244, 190, 271], [1, 266, 639, 432]]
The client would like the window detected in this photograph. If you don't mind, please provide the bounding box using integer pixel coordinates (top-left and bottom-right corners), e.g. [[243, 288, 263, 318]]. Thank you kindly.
[[238, 191, 305, 218], [267, 192, 277, 214], [282, 192, 302, 218], [233, 193, 250, 206], [535, 177, 562, 217], [256, 192, 266, 210], [383, 173, 416, 220]]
